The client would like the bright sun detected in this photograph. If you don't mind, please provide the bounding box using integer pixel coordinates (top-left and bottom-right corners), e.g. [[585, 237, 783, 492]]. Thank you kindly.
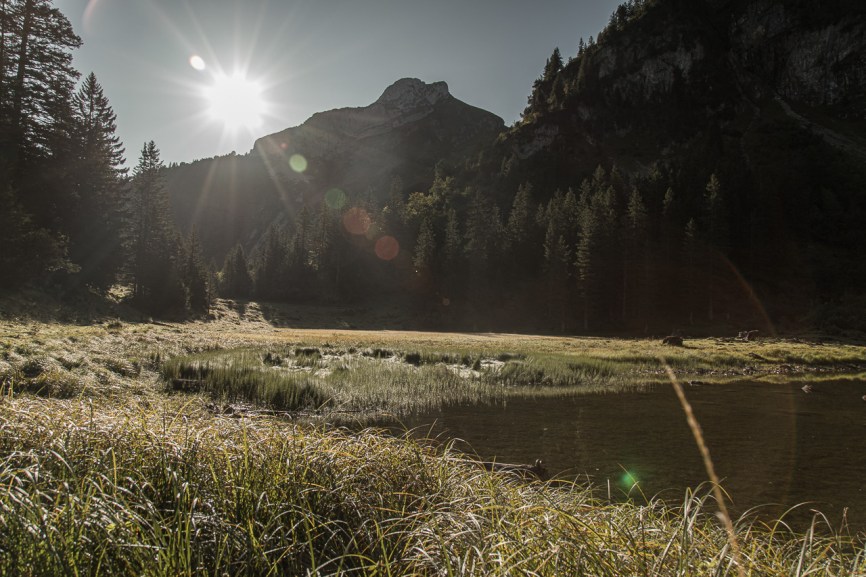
[[205, 72, 265, 130]]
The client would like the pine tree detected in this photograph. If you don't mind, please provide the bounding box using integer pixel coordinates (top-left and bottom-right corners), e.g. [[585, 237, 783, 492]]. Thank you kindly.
[[183, 228, 210, 313], [542, 47, 563, 81], [0, 184, 65, 287], [703, 173, 727, 253], [220, 243, 253, 298], [623, 187, 649, 324], [67, 71, 126, 289], [413, 214, 436, 273], [542, 191, 574, 328], [1, 0, 80, 175], [464, 187, 502, 304], [0, 0, 81, 284], [576, 182, 600, 330], [254, 224, 289, 301], [505, 182, 537, 279], [128, 141, 184, 313], [382, 175, 406, 239], [442, 207, 462, 269]]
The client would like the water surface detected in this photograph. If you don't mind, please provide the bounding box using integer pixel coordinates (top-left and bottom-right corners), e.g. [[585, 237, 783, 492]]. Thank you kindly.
[[399, 380, 866, 531]]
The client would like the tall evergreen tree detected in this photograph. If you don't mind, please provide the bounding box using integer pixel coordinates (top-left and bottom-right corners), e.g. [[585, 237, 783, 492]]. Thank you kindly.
[[0, 0, 80, 177], [128, 141, 184, 313], [505, 182, 536, 278], [67, 71, 126, 289], [183, 228, 210, 313], [542, 47, 563, 81], [219, 243, 253, 298], [254, 224, 289, 301], [0, 0, 81, 284], [576, 182, 600, 330], [542, 191, 574, 328], [413, 214, 437, 273], [623, 187, 649, 325]]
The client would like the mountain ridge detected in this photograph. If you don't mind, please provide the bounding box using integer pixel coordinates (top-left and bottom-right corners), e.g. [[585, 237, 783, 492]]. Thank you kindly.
[[164, 78, 504, 262]]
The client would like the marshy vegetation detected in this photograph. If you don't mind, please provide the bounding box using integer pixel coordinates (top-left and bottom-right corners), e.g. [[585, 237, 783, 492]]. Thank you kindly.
[[159, 344, 634, 416], [157, 334, 866, 419], [1, 312, 865, 575], [1, 397, 864, 576]]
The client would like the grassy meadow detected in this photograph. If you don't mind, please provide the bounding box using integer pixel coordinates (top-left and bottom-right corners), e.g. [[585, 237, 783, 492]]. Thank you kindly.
[[0, 299, 864, 575]]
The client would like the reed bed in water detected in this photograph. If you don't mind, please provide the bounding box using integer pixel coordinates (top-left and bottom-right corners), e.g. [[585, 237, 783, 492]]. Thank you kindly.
[[0, 397, 863, 576], [159, 346, 641, 416]]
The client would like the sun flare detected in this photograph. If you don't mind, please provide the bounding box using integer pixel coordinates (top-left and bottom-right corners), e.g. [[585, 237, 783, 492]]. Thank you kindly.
[[204, 72, 265, 130]]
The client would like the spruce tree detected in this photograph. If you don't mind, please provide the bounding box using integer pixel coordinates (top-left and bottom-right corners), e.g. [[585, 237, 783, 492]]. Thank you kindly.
[[543, 47, 563, 81], [0, 0, 81, 284], [624, 187, 649, 325], [67, 72, 126, 289], [128, 141, 184, 314], [219, 243, 253, 298], [505, 182, 537, 280], [542, 191, 573, 328], [413, 214, 436, 273], [576, 182, 600, 330], [184, 228, 210, 313], [254, 224, 288, 301]]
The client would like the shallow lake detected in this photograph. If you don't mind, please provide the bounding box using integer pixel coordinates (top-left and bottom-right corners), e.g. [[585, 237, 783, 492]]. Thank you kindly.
[[398, 380, 866, 532]]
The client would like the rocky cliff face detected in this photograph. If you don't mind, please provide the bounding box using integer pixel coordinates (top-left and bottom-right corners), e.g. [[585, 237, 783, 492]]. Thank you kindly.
[[495, 0, 866, 191], [730, 1, 866, 114]]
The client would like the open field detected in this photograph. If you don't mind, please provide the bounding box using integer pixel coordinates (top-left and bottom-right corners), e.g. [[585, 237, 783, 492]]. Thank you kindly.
[[2, 299, 864, 415], [0, 299, 865, 575]]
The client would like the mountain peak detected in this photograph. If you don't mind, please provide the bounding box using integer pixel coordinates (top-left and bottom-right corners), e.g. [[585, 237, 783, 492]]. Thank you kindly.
[[375, 78, 450, 108]]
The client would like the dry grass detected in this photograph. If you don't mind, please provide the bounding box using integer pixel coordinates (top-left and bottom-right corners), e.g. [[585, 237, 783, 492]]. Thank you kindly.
[[0, 299, 864, 575], [0, 396, 862, 576]]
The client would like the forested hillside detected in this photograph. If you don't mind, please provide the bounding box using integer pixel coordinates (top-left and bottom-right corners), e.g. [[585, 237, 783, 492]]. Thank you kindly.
[[169, 0, 866, 333], [3, 0, 866, 334]]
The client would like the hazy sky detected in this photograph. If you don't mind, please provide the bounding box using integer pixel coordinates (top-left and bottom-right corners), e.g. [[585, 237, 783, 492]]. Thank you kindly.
[[54, 0, 621, 165]]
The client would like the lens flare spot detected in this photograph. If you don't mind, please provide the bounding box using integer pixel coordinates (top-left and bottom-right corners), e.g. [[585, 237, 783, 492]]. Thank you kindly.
[[365, 222, 382, 240], [289, 154, 307, 173], [343, 207, 371, 236], [82, 0, 102, 34], [325, 188, 347, 210], [620, 470, 639, 491], [189, 55, 206, 71], [375, 236, 400, 261], [442, 297, 451, 306]]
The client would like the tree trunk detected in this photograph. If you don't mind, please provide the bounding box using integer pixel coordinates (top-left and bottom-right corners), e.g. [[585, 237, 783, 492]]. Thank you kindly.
[[8, 0, 35, 174]]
